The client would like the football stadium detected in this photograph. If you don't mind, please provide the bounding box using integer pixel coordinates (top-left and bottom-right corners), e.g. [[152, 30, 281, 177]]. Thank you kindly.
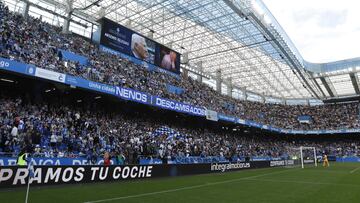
[[1, 0, 360, 202]]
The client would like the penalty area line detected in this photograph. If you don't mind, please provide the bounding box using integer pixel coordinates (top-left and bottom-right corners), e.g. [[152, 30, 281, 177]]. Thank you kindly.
[[83, 168, 297, 203]]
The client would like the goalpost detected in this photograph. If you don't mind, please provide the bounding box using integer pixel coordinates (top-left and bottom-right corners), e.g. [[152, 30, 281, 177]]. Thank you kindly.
[[288, 146, 318, 169], [299, 146, 317, 169]]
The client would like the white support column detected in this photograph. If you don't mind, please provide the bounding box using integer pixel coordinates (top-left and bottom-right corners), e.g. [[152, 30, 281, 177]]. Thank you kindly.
[[62, 13, 71, 34], [97, 7, 106, 19], [243, 89, 248, 101], [260, 95, 265, 103], [182, 68, 189, 78], [216, 69, 222, 93], [22, 0, 30, 19], [125, 19, 132, 28], [196, 61, 203, 83], [227, 77, 233, 97], [182, 52, 189, 64], [166, 41, 173, 49], [62, 0, 74, 34], [240, 87, 247, 101], [147, 31, 154, 39]]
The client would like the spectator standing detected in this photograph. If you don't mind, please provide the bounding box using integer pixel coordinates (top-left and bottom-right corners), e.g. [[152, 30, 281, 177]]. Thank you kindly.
[[104, 151, 111, 166]]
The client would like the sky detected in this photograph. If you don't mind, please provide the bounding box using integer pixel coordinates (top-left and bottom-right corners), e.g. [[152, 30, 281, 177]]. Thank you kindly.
[[262, 0, 360, 63]]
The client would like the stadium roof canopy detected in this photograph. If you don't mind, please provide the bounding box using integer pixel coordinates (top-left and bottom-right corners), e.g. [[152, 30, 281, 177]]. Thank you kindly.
[[6, 0, 360, 101]]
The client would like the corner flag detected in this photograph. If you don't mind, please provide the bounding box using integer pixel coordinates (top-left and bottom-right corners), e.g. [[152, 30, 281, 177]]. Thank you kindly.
[[28, 160, 35, 178], [25, 158, 34, 203]]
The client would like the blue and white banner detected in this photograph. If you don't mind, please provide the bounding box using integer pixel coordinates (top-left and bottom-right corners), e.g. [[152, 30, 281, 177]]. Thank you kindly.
[[298, 115, 312, 124], [252, 157, 283, 161], [35, 67, 66, 83], [336, 157, 360, 162], [0, 57, 35, 76], [218, 114, 237, 123], [139, 158, 163, 165], [206, 110, 218, 121], [66, 75, 151, 105], [268, 126, 281, 132], [66, 75, 116, 95], [0, 157, 118, 166], [59, 49, 88, 65], [246, 120, 263, 128], [152, 96, 206, 116], [237, 118, 246, 124], [115, 86, 150, 104], [166, 84, 184, 95], [290, 130, 305, 134]]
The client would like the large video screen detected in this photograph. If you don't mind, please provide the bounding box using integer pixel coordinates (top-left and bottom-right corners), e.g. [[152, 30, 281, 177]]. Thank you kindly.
[[100, 18, 180, 74]]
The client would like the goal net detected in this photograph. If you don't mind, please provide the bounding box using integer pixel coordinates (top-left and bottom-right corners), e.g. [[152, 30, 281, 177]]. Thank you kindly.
[[288, 146, 318, 168]]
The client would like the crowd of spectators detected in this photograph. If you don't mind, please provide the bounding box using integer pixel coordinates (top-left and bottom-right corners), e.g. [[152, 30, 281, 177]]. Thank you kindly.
[[1, 2, 360, 131], [1, 91, 360, 164]]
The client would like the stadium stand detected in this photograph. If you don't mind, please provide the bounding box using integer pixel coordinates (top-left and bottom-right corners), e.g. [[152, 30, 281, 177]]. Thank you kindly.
[[1, 82, 360, 164], [3, 1, 360, 202], [1, 1, 360, 165], [1, 2, 359, 132]]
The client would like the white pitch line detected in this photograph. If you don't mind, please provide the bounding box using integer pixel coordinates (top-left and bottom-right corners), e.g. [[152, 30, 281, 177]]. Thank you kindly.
[[350, 166, 360, 174], [83, 168, 296, 203], [245, 178, 360, 187]]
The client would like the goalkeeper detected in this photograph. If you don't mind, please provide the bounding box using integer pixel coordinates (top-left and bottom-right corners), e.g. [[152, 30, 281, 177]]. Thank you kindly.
[[323, 154, 330, 167]]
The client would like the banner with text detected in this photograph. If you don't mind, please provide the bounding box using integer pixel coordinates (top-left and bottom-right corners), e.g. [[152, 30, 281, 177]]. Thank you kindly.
[[0, 161, 285, 188]]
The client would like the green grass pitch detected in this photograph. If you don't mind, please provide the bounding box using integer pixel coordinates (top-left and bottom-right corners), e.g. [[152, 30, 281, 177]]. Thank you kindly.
[[2, 162, 360, 203]]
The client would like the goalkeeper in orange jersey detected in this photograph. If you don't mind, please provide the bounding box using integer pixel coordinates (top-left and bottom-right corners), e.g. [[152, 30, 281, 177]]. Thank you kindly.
[[323, 154, 330, 167]]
